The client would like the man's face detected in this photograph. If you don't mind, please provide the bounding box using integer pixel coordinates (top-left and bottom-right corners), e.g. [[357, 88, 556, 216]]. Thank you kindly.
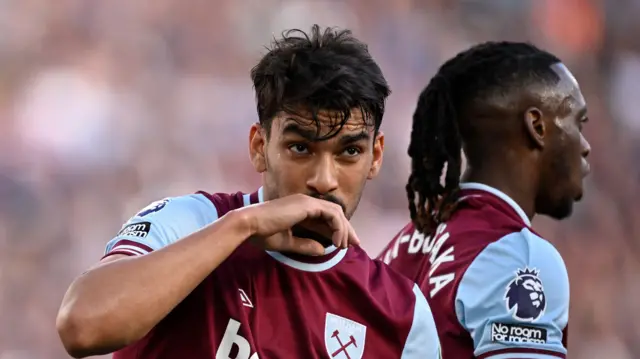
[[536, 63, 591, 219], [248, 109, 384, 219]]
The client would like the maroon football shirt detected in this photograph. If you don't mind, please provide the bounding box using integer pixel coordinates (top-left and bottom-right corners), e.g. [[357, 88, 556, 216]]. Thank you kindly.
[[377, 183, 569, 359], [104, 188, 441, 359]]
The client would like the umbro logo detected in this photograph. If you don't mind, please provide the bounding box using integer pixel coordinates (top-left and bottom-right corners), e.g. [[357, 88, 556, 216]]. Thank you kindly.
[[238, 289, 253, 308]]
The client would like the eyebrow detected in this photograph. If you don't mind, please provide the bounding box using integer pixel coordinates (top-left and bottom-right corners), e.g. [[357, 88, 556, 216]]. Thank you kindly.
[[281, 121, 371, 145], [281, 122, 319, 141], [338, 132, 370, 146]]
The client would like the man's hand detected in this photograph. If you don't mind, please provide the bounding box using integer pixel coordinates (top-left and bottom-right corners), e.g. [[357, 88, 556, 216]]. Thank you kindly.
[[237, 194, 360, 256]]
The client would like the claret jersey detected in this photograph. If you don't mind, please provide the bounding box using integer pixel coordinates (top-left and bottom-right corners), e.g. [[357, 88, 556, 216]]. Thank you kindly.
[[105, 188, 441, 359], [378, 183, 569, 359]]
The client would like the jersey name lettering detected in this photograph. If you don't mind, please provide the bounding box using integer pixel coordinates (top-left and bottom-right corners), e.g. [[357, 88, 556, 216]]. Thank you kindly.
[[382, 224, 455, 297], [425, 224, 455, 297]]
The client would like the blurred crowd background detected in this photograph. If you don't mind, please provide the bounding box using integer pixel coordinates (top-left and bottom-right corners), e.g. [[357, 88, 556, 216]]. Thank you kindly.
[[0, 0, 638, 358]]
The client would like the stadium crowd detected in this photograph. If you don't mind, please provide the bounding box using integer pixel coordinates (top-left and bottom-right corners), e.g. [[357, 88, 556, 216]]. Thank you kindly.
[[0, 0, 638, 358]]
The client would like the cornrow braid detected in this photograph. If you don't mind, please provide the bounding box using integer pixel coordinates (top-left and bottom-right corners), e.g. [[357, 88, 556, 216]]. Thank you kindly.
[[407, 41, 562, 234]]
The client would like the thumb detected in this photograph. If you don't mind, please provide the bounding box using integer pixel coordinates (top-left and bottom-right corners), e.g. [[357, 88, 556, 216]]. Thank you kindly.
[[288, 236, 326, 256]]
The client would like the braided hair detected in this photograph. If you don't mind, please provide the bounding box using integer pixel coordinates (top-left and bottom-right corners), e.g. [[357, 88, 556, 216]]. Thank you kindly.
[[407, 41, 561, 234]]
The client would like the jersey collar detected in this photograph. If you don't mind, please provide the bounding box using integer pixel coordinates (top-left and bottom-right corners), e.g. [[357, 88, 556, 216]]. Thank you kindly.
[[459, 182, 532, 227]]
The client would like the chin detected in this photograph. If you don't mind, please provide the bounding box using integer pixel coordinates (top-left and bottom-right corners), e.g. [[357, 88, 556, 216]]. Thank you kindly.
[[545, 200, 574, 220]]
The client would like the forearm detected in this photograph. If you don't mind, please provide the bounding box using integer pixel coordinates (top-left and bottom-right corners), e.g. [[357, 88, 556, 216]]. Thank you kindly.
[[57, 210, 251, 357]]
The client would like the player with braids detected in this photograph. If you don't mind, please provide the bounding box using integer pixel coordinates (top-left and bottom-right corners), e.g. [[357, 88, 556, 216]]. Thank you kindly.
[[380, 42, 592, 359], [406, 42, 577, 234]]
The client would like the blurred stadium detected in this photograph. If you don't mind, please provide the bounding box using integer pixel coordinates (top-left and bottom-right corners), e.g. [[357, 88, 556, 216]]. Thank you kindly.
[[0, 0, 638, 358]]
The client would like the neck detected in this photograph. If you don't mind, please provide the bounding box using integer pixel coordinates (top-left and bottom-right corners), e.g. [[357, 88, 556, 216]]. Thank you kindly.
[[462, 163, 537, 221]]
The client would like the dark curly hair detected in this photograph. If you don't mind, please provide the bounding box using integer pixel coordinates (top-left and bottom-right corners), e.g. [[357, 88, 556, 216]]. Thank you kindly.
[[251, 24, 390, 140]]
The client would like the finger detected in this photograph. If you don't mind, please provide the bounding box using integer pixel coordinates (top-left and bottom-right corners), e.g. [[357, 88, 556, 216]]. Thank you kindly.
[[308, 199, 350, 249], [314, 203, 345, 248], [289, 236, 325, 256], [320, 205, 345, 249], [337, 214, 348, 249], [331, 205, 358, 248], [330, 224, 344, 249], [346, 220, 360, 246], [339, 208, 353, 248]]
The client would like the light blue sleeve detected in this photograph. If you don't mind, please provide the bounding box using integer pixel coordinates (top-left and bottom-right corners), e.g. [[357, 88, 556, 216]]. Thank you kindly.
[[455, 228, 569, 359], [401, 284, 442, 359], [104, 193, 219, 256]]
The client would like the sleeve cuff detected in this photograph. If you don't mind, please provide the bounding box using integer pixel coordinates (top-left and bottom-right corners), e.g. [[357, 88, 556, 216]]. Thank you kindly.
[[102, 239, 154, 259]]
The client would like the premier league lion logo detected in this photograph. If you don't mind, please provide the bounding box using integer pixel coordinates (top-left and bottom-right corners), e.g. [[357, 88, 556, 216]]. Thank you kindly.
[[136, 199, 169, 217], [504, 267, 546, 322]]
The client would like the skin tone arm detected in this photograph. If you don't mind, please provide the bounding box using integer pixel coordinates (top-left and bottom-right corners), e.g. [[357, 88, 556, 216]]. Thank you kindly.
[[56, 194, 358, 358]]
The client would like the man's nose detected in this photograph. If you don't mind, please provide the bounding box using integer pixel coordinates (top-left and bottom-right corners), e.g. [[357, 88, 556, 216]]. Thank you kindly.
[[306, 155, 339, 195]]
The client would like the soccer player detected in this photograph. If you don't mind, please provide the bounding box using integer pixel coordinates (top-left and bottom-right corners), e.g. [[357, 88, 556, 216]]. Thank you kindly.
[[56, 25, 441, 359], [378, 42, 591, 359]]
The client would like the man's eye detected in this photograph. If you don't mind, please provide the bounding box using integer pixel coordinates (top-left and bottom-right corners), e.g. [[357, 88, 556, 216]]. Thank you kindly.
[[289, 144, 309, 154], [343, 147, 361, 157]]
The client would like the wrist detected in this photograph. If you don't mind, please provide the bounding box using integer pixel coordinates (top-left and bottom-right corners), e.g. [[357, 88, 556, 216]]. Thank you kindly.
[[223, 207, 257, 240]]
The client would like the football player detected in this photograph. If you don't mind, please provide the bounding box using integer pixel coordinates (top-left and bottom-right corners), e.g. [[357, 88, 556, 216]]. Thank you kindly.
[[379, 41, 590, 359], [57, 25, 441, 359]]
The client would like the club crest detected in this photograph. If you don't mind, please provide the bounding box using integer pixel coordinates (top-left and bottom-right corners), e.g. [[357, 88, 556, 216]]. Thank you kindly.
[[324, 313, 366, 359], [504, 267, 546, 322]]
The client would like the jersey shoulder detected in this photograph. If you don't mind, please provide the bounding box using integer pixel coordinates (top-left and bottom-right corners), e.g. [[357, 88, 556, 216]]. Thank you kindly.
[[455, 228, 569, 358], [104, 190, 247, 257]]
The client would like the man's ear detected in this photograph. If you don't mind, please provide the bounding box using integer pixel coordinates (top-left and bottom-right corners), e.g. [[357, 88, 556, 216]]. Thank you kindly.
[[249, 123, 267, 173], [524, 107, 546, 149], [368, 131, 384, 179]]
